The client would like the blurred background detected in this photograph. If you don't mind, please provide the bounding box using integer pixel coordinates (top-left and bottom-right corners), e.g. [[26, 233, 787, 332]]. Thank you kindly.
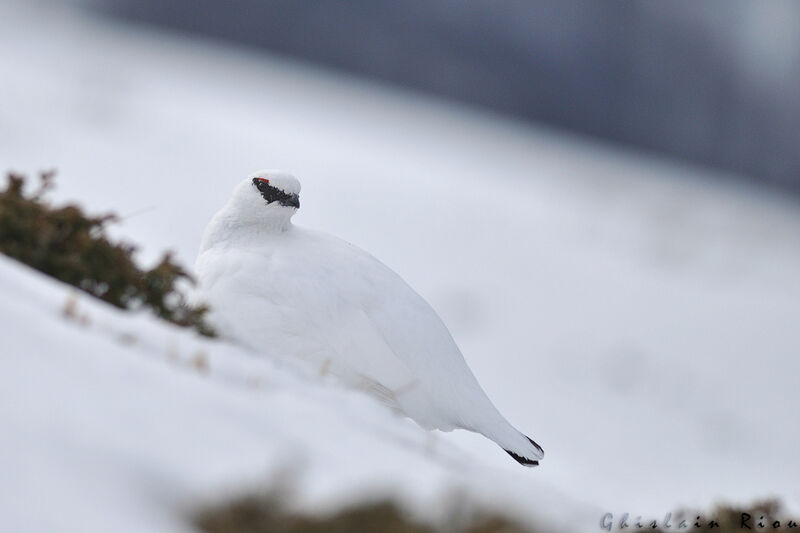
[[2, 1, 800, 532], [91, 0, 800, 193]]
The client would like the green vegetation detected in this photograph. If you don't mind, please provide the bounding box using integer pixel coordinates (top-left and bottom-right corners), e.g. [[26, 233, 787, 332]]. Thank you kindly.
[[0, 171, 214, 336], [196, 493, 797, 533], [194, 493, 537, 533]]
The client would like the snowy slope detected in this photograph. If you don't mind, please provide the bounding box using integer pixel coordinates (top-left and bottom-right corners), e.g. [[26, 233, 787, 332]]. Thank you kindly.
[[2, 0, 800, 529], [0, 254, 581, 533]]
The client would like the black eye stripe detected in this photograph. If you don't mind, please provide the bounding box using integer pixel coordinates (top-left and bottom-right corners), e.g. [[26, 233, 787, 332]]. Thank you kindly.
[[251, 178, 299, 208]]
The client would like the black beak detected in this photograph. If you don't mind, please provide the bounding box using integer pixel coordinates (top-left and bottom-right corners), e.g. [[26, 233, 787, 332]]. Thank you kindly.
[[285, 194, 300, 209]]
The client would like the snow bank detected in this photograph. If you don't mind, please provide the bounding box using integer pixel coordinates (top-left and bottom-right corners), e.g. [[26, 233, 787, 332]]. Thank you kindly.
[[0, 255, 580, 532]]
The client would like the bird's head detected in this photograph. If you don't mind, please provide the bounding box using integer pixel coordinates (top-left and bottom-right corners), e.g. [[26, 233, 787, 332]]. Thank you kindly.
[[223, 170, 301, 232], [249, 170, 300, 209]]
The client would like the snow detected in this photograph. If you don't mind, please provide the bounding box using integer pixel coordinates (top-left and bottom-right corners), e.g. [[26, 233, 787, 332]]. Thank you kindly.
[[2, 1, 800, 531], [0, 254, 579, 533]]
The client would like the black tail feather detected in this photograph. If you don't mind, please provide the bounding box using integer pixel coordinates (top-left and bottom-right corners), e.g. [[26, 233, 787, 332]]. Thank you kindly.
[[528, 436, 544, 456], [504, 436, 544, 467], [505, 449, 539, 467]]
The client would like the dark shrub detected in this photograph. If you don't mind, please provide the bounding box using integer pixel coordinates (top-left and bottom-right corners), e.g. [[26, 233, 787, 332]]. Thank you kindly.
[[0, 171, 214, 336], [195, 493, 537, 533]]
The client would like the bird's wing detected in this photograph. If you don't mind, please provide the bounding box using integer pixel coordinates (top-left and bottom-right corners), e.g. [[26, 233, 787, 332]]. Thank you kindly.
[[313, 238, 496, 431]]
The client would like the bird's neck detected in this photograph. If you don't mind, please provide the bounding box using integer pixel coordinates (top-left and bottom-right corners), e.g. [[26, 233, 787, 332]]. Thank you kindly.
[[253, 213, 294, 233], [200, 210, 294, 253]]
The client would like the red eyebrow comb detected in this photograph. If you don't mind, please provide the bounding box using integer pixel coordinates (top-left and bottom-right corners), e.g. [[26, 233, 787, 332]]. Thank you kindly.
[[256, 177, 270, 184]]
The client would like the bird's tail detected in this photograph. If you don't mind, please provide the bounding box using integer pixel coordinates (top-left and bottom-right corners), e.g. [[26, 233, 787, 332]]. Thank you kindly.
[[503, 434, 544, 467]]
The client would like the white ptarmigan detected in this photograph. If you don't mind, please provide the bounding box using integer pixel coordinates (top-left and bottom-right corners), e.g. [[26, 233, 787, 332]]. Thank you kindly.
[[195, 170, 544, 467]]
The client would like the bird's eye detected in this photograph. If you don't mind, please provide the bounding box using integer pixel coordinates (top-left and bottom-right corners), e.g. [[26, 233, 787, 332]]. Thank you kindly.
[[254, 177, 270, 192]]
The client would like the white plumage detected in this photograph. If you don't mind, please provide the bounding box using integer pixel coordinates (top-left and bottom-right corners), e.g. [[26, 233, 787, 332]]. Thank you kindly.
[[195, 170, 544, 466]]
